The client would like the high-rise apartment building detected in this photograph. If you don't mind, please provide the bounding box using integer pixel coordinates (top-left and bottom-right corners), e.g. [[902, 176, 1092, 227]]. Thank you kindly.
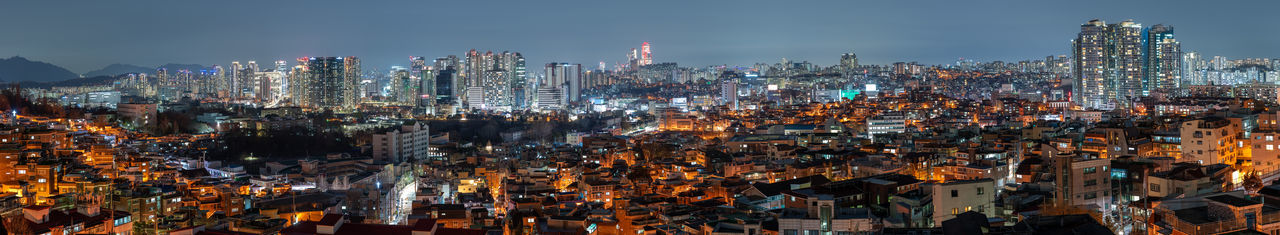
[[1144, 24, 1182, 95], [1182, 51, 1205, 85], [544, 63, 582, 107], [481, 69, 510, 110], [840, 52, 858, 70], [244, 61, 260, 99], [208, 65, 226, 98], [229, 61, 242, 98], [341, 57, 360, 108], [298, 57, 359, 110], [639, 62, 678, 83], [499, 52, 526, 109], [460, 50, 523, 111], [1073, 19, 1144, 110]]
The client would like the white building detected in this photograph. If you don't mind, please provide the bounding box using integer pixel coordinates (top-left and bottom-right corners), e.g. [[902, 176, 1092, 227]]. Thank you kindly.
[[534, 87, 563, 111], [117, 102, 157, 129], [372, 122, 430, 163], [721, 80, 738, 109], [464, 87, 485, 110], [928, 179, 995, 226], [867, 113, 906, 138], [84, 91, 122, 108]]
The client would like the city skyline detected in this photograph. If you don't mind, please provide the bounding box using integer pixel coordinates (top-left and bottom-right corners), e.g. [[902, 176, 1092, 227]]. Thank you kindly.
[[8, 1, 1280, 234], [2, 0, 1278, 75]]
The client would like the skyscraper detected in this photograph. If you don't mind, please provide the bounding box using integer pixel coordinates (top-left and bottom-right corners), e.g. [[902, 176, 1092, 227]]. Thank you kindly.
[[435, 64, 457, 111], [408, 56, 429, 108], [1109, 20, 1146, 105], [1143, 24, 1181, 94], [211, 65, 226, 98], [300, 57, 359, 110], [537, 63, 580, 111], [1182, 51, 1205, 85], [627, 48, 639, 71], [458, 50, 523, 111], [545, 63, 582, 104], [229, 61, 242, 98], [499, 52, 527, 109], [1073, 19, 1144, 110], [840, 52, 858, 70], [410, 56, 427, 73], [287, 64, 306, 104], [721, 80, 739, 110], [435, 55, 461, 108], [244, 61, 260, 99], [416, 66, 436, 114], [341, 56, 361, 109], [640, 42, 652, 66], [481, 69, 510, 110], [275, 60, 288, 72], [1146, 24, 1182, 95], [389, 66, 415, 105]]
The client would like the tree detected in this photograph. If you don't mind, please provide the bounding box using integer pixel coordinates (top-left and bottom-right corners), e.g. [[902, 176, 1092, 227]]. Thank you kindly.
[[528, 121, 555, 144], [1, 212, 31, 235]]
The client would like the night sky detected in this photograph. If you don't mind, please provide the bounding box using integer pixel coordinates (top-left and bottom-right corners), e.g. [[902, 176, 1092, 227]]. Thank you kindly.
[[2, 0, 1277, 73]]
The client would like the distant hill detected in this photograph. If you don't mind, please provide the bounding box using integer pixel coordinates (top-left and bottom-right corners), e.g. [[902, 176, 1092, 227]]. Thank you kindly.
[[17, 75, 120, 89], [0, 56, 79, 82], [84, 63, 154, 77], [157, 63, 209, 72]]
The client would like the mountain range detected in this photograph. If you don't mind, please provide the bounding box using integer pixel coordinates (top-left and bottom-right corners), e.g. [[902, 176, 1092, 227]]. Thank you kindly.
[[0, 56, 210, 83], [0, 56, 80, 82], [157, 63, 212, 73], [83, 63, 154, 77], [18, 75, 121, 89]]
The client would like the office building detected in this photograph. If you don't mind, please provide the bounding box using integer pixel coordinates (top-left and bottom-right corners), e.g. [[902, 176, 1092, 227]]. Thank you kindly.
[[867, 113, 907, 138], [545, 63, 582, 105]]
